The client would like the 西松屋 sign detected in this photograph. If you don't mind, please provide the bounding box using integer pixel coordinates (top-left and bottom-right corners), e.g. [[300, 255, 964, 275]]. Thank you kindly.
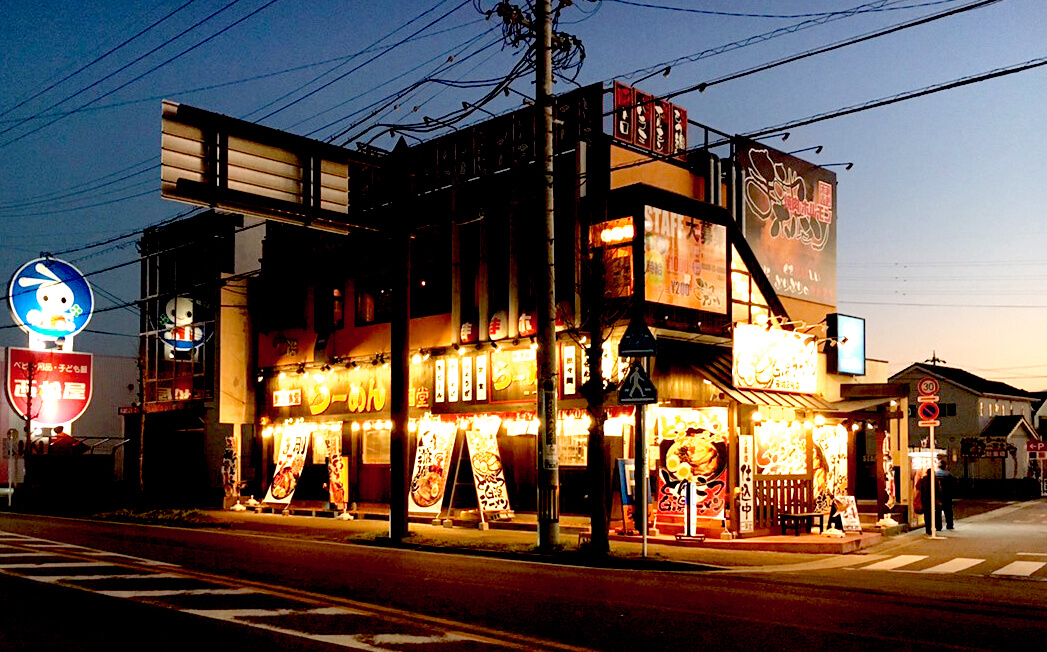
[[732, 323, 817, 394], [6, 347, 93, 427]]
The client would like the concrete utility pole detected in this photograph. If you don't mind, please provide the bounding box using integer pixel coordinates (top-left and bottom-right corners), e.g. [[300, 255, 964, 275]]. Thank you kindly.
[[535, 0, 560, 550]]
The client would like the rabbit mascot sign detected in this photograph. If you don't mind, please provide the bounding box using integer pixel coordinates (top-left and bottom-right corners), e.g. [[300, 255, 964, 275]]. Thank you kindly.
[[8, 257, 94, 347], [159, 295, 210, 360]]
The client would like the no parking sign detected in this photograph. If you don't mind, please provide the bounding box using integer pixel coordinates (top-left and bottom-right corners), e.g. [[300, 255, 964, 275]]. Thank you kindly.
[[917, 377, 940, 428]]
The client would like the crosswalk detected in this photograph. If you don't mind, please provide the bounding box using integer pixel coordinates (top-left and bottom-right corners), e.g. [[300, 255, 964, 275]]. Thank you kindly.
[[852, 553, 1047, 579], [0, 531, 573, 652]]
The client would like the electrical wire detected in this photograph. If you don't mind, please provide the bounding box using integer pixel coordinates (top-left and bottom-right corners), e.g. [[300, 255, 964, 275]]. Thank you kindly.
[[251, 0, 474, 123], [602, 0, 965, 19], [0, 0, 246, 140], [0, 0, 201, 121], [661, 0, 1003, 102], [744, 56, 1047, 140], [617, 0, 939, 84], [0, 0, 284, 150], [0, 19, 487, 125]]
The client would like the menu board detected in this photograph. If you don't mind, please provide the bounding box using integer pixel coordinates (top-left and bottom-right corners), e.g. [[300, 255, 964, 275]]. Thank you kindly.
[[465, 425, 511, 513], [408, 422, 457, 515], [264, 429, 310, 506]]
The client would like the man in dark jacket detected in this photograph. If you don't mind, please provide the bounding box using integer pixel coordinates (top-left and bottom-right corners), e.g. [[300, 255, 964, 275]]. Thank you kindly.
[[936, 455, 956, 530]]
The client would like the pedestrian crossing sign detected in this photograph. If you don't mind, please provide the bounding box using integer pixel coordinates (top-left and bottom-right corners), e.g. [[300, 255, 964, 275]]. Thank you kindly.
[[618, 362, 657, 404]]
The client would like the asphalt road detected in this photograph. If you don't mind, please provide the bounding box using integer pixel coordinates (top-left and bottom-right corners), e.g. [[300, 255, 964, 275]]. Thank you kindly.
[[1, 505, 1045, 651]]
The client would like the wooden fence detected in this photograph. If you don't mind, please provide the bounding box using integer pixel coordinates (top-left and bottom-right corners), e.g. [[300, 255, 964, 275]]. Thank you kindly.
[[753, 475, 813, 531]]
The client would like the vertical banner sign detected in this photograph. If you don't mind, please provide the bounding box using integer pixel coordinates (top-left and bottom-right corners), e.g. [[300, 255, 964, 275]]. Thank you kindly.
[[613, 82, 635, 144], [738, 139, 837, 304], [634, 90, 654, 151], [322, 430, 348, 509], [465, 423, 511, 513], [562, 344, 576, 396], [475, 354, 488, 401], [264, 428, 310, 506], [434, 359, 445, 403], [447, 357, 459, 403], [738, 433, 755, 534], [6, 348, 93, 427], [408, 422, 457, 516], [462, 355, 473, 402]]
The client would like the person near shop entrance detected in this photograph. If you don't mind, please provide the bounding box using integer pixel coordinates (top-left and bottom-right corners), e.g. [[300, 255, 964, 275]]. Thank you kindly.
[[935, 455, 956, 530], [918, 467, 942, 535]]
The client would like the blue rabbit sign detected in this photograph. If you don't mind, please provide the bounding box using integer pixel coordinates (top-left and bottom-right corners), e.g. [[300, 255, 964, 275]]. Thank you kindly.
[[8, 257, 94, 341]]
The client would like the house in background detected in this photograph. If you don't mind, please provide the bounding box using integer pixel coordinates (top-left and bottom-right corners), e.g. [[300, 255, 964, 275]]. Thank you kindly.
[[890, 363, 1040, 483]]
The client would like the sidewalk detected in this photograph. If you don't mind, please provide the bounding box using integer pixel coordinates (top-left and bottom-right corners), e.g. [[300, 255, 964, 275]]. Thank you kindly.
[[197, 502, 883, 569]]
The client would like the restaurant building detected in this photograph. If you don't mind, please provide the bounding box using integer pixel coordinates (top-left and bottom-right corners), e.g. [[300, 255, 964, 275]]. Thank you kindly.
[[151, 82, 909, 535]]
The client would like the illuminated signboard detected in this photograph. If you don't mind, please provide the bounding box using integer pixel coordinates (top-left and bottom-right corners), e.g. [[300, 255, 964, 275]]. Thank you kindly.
[[732, 323, 817, 394], [8, 257, 94, 341], [6, 347, 93, 427], [827, 313, 865, 375], [643, 205, 727, 313], [613, 82, 687, 155], [738, 139, 837, 304]]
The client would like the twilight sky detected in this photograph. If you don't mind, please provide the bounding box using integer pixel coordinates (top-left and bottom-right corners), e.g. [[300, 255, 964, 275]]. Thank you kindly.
[[1, 0, 1044, 388]]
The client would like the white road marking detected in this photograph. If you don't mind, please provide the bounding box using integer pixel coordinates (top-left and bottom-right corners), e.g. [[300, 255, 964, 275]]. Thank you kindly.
[[98, 587, 259, 598], [861, 555, 928, 571], [32, 573, 184, 583], [0, 561, 118, 569], [917, 558, 985, 574], [0, 552, 58, 558], [1016, 552, 1047, 557], [991, 561, 1046, 577]]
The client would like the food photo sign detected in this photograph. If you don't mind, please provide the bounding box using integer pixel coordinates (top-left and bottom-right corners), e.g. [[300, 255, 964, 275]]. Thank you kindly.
[[408, 421, 457, 516], [655, 408, 729, 521], [264, 425, 310, 506]]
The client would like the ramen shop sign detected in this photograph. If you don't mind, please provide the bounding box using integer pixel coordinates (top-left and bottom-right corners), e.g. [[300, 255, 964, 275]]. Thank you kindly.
[[6, 347, 93, 427], [732, 324, 817, 394]]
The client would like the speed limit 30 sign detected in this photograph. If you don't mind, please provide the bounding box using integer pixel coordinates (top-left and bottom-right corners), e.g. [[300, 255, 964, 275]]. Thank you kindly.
[[917, 377, 940, 428]]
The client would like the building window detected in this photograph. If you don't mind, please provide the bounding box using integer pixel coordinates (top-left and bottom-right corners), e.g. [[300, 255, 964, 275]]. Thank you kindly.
[[361, 427, 390, 465]]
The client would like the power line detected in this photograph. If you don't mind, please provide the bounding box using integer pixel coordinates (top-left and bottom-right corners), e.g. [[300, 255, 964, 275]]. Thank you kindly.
[[0, 0, 284, 150], [251, 0, 473, 123], [745, 55, 1047, 140], [604, 0, 965, 18], [617, 0, 921, 84], [0, 0, 201, 121], [0, 0, 246, 140], [0, 19, 486, 125], [662, 0, 1002, 101]]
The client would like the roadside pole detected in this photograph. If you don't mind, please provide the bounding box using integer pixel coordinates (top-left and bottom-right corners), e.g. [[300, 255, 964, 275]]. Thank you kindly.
[[619, 319, 658, 558], [535, 0, 560, 551], [917, 377, 943, 539]]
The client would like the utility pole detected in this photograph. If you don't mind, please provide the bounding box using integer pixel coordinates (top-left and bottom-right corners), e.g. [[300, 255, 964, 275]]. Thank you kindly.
[[535, 0, 560, 551]]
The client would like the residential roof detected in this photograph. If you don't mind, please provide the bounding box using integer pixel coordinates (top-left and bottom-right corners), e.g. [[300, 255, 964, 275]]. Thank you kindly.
[[980, 415, 1037, 439], [891, 363, 1036, 400]]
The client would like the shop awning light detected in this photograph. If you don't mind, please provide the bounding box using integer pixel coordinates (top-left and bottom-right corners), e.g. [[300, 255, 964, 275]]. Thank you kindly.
[[814, 414, 826, 426], [412, 352, 423, 365], [752, 411, 763, 423]]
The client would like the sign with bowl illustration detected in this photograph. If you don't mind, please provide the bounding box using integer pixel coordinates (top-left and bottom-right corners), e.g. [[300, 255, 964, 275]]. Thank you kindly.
[[732, 323, 817, 394]]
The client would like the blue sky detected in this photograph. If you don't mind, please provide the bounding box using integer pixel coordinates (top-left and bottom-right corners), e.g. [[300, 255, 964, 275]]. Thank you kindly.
[[1, 0, 1044, 388]]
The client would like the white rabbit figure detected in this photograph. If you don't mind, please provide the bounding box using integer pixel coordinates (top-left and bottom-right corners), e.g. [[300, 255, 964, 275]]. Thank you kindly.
[[18, 263, 77, 332], [160, 296, 205, 359]]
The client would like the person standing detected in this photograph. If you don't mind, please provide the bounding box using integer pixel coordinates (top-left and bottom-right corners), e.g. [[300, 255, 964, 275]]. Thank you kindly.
[[918, 467, 941, 535], [936, 455, 956, 530]]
